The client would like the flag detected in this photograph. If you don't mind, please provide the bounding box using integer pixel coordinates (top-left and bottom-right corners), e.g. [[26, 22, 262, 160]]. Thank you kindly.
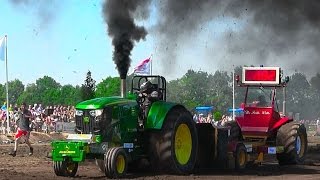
[[0, 36, 5, 61], [133, 57, 151, 75]]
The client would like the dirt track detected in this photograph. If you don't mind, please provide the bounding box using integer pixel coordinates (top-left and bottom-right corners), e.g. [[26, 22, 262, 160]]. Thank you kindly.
[[1, 133, 320, 180]]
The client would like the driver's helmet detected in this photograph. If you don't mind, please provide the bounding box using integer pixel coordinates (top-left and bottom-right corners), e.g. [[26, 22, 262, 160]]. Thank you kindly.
[[140, 81, 153, 93]]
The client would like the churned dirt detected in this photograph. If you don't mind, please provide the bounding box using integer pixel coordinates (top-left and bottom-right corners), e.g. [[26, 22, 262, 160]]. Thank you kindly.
[[0, 133, 320, 180]]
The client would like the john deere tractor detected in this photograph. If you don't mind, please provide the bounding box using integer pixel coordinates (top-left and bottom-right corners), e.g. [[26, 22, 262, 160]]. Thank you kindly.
[[51, 75, 198, 178]]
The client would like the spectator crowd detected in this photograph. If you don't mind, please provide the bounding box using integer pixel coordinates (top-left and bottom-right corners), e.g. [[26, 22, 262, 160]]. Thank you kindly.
[[0, 103, 76, 134], [193, 112, 233, 127]]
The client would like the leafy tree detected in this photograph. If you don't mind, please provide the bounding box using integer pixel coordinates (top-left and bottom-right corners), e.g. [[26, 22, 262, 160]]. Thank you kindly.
[[36, 76, 61, 92], [167, 79, 184, 104], [167, 69, 233, 113], [16, 83, 37, 105], [286, 72, 313, 119], [35, 76, 61, 106], [96, 76, 120, 97], [213, 111, 222, 122], [311, 73, 320, 92], [81, 71, 96, 101], [42, 88, 61, 106], [171, 70, 210, 109], [6, 79, 24, 105], [60, 84, 82, 105], [0, 84, 5, 104], [207, 71, 232, 114], [310, 73, 320, 118], [0, 66, 319, 120]]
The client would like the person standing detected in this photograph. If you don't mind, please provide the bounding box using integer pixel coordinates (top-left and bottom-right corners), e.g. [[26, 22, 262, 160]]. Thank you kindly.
[[9, 102, 33, 157], [206, 113, 213, 123]]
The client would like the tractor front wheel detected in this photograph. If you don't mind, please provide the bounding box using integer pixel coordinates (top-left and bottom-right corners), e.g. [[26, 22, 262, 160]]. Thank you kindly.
[[104, 147, 128, 179], [276, 122, 307, 165], [149, 108, 198, 174]]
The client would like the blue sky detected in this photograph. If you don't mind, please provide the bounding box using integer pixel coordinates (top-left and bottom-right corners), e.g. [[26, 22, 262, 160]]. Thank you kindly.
[[0, 0, 119, 86], [0, 0, 240, 86]]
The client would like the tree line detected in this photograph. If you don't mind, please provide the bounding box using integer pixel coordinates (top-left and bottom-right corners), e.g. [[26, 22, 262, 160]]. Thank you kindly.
[[1, 68, 319, 120]]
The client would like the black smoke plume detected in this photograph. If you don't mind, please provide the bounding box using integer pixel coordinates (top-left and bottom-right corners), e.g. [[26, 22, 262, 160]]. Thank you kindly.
[[102, 0, 150, 79], [156, 0, 320, 76], [223, 0, 320, 74]]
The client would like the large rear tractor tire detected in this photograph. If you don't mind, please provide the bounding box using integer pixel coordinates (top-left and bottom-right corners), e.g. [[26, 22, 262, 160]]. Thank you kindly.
[[53, 159, 78, 177], [149, 107, 198, 174], [104, 147, 128, 179], [276, 122, 307, 165]]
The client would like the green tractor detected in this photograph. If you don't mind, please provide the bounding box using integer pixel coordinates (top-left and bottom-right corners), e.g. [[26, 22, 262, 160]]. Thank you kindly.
[[51, 75, 198, 178]]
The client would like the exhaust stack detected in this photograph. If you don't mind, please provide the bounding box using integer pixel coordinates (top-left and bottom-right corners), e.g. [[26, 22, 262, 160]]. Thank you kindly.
[[121, 79, 126, 98]]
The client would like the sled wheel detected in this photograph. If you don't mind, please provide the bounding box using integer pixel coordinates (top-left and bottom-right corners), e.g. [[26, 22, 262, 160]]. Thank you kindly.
[[64, 159, 78, 177], [235, 144, 247, 170], [53, 161, 64, 176], [53, 159, 78, 177]]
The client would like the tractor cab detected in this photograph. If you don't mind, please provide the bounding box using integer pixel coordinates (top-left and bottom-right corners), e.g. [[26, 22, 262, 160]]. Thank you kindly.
[[235, 67, 290, 138], [131, 75, 167, 128], [131, 75, 167, 102]]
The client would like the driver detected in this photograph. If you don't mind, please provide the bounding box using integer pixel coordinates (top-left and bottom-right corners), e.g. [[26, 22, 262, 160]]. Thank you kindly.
[[139, 81, 153, 98], [139, 81, 160, 102], [256, 95, 267, 107], [137, 81, 161, 126]]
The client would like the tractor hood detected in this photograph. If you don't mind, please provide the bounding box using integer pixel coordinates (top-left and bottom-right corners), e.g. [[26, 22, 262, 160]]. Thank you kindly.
[[76, 96, 135, 109]]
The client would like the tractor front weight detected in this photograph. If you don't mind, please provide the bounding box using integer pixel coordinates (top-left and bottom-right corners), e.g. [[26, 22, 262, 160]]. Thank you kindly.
[[52, 141, 89, 162]]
